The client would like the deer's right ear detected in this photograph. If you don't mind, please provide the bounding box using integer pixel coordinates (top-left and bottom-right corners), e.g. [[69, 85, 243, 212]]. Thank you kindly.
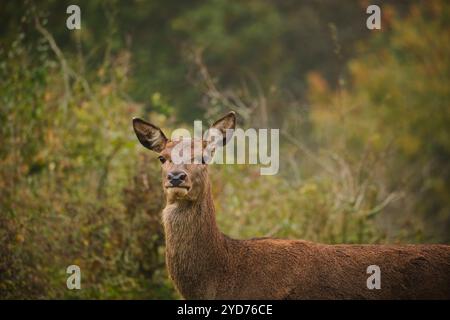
[[132, 118, 168, 152]]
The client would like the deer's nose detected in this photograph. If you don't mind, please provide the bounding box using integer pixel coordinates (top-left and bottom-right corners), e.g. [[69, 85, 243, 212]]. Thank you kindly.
[[167, 171, 187, 186]]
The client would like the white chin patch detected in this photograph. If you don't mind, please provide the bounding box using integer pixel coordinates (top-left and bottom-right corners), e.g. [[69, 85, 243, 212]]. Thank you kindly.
[[167, 187, 189, 200]]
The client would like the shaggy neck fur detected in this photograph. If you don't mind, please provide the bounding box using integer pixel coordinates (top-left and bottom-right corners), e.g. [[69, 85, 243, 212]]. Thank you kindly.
[[162, 178, 227, 299], [160, 173, 450, 300]]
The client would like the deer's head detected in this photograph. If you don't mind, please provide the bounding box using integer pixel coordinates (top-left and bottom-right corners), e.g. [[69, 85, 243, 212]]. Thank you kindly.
[[132, 112, 235, 202]]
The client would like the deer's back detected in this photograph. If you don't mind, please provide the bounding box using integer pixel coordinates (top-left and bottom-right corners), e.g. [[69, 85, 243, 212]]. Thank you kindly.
[[218, 238, 450, 299]]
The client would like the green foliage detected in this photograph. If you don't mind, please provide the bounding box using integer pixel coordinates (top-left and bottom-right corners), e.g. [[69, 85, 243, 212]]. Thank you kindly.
[[0, 0, 448, 299], [306, 1, 450, 241], [212, 165, 383, 244], [0, 7, 175, 299]]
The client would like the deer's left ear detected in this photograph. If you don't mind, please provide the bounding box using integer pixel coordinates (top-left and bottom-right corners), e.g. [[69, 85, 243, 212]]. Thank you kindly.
[[205, 111, 236, 147], [132, 117, 168, 153]]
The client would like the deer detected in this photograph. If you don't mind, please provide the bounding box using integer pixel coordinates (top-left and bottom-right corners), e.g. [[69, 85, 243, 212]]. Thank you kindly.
[[132, 111, 450, 299]]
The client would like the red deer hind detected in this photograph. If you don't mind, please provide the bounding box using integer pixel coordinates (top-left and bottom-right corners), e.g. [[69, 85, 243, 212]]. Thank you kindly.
[[132, 111, 450, 299]]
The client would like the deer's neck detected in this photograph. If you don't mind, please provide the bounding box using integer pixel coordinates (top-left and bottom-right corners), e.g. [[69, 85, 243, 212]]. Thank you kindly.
[[162, 182, 227, 298]]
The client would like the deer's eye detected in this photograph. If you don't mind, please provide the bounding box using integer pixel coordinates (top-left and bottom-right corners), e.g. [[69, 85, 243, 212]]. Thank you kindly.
[[158, 156, 166, 164]]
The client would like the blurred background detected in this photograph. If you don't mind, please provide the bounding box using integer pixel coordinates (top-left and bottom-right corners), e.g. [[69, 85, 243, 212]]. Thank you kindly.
[[0, 0, 449, 299]]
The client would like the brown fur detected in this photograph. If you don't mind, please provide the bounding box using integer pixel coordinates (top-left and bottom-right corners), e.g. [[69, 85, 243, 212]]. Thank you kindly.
[[162, 172, 450, 299], [133, 113, 450, 300]]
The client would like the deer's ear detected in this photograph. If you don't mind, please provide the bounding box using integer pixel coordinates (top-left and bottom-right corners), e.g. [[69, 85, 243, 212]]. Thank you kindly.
[[132, 118, 168, 152], [206, 111, 236, 147]]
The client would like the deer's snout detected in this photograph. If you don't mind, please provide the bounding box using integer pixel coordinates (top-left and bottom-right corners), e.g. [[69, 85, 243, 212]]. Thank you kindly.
[[167, 171, 187, 187]]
